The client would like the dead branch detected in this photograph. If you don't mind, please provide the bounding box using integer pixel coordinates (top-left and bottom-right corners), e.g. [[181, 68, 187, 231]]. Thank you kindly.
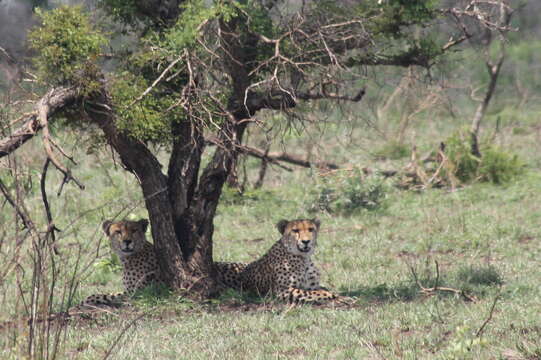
[[318, 166, 398, 179], [206, 136, 292, 171], [266, 150, 339, 170], [40, 159, 61, 255], [254, 143, 271, 189], [470, 0, 513, 157], [475, 289, 501, 337], [0, 87, 79, 158], [36, 89, 85, 193]]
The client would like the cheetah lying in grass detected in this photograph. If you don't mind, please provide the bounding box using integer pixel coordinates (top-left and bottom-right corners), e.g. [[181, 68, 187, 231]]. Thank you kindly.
[[216, 218, 344, 303]]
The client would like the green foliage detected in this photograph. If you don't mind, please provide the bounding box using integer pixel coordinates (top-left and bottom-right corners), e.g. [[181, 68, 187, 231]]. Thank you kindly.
[[161, 0, 236, 54], [373, 141, 410, 160], [28, 6, 106, 92], [98, 0, 139, 27], [444, 130, 525, 184], [308, 169, 389, 215], [160, 0, 273, 73], [356, 0, 438, 36], [478, 147, 525, 184], [109, 71, 182, 142], [94, 254, 122, 274], [132, 283, 173, 308]]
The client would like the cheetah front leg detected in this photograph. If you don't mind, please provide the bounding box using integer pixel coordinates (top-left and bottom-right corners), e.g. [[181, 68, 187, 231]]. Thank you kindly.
[[304, 260, 322, 290]]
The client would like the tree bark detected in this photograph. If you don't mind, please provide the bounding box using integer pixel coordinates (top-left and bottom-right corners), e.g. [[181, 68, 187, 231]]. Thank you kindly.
[[84, 91, 190, 291]]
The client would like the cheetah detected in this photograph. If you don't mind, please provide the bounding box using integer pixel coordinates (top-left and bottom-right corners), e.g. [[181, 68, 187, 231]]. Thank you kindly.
[[227, 218, 339, 303], [79, 218, 247, 309], [78, 218, 160, 308]]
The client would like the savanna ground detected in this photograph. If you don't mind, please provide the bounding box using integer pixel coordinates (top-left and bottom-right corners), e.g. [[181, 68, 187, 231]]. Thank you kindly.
[[2, 52, 541, 360]]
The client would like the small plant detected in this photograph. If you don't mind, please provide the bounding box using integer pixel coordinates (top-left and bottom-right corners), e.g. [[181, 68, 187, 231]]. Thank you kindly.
[[443, 130, 525, 184], [94, 254, 122, 275], [132, 283, 173, 308], [457, 265, 503, 286], [309, 169, 389, 215]]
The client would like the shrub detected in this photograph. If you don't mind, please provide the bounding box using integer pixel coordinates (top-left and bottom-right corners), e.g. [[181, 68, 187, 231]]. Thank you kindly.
[[309, 168, 389, 215], [457, 265, 503, 286], [443, 130, 525, 184], [28, 6, 106, 93]]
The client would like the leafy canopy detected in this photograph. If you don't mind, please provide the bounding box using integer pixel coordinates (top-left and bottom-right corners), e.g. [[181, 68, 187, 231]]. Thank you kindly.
[[28, 5, 106, 93]]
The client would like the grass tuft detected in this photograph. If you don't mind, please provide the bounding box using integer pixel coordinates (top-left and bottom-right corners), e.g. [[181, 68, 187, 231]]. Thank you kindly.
[[457, 265, 504, 286]]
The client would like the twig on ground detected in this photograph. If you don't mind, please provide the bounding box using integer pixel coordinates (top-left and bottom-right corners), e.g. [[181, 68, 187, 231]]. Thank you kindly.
[[409, 261, 478, 302]]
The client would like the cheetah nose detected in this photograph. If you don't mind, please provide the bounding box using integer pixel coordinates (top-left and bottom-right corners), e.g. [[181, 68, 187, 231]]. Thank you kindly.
[[125, 239, 132, 246], [301, 240, 310, 245]]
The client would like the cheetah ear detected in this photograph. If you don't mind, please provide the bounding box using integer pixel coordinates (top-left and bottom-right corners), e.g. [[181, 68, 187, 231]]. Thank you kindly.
[[138, 219, 149, 232], [276, 219, 289, 235], [102, 220, 113, 236], [311, 218, 321, 230]]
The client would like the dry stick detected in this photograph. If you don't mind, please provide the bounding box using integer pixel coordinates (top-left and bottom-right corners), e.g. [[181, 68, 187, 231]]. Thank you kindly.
[[475, 289, 501, 338], [40, 158, 61, 255], [409, 261, 478, 302], [129, 55, 184, 106], [36, 90, 85, 194]]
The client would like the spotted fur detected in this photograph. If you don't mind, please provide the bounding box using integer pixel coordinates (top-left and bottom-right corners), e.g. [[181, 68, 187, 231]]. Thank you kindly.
[[232, 218, 338, 303], [214, 261, 248, 289], [77, 219, 160, 309]]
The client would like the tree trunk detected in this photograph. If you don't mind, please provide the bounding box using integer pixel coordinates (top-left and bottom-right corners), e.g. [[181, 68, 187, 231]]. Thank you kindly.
[[85, 92, 190, 291]]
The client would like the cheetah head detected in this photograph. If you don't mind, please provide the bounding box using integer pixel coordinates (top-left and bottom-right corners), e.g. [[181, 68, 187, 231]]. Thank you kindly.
[[277, 218, 321, 256], [102, 219, 149, 258]]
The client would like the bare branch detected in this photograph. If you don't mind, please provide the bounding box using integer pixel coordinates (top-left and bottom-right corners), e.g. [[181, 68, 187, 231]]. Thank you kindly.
[[0, 87, 79, 159], [130, 55, 184, 106], [475, 289, 501, 337], [37, 92, 85, 193]]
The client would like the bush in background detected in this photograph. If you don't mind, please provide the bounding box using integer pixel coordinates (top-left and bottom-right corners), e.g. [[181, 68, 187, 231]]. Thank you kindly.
[[308, 168, 389, 215], [373, 141, 410, 160], [444, 130, 525, 184]]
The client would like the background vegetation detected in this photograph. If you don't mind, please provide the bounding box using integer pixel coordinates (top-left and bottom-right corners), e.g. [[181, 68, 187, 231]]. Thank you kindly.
[[0, 0, 540, 359]]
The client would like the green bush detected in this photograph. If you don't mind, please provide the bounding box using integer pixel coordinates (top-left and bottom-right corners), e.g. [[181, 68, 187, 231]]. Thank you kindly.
[[457, 265, 503, 286], [309, 169, 389, 215], [478, 147, 525, 184], [28, 6, 106, 93], [444, 130, 525, 184]]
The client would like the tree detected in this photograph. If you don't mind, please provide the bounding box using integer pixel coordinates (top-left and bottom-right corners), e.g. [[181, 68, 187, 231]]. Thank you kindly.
[[0, 0, 510, 298]]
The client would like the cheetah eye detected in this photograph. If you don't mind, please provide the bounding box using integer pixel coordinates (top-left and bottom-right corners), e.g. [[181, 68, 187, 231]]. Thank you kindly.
[[114, 230, 121, 235], [308, 228, 314, 232], [292, 229, 300, 233]]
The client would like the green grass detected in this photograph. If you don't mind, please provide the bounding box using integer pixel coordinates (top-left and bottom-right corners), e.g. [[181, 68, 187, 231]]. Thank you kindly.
[[1, 103, 541, 359]]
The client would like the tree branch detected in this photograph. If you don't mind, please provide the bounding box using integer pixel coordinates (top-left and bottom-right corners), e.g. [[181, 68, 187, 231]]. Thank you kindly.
[[0, 87, 79, 159]]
